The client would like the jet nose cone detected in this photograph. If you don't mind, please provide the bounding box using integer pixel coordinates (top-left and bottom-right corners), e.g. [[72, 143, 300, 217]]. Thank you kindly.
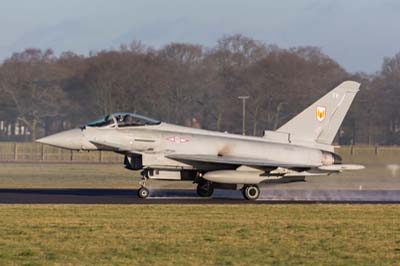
[[36, 128, 83, 150]]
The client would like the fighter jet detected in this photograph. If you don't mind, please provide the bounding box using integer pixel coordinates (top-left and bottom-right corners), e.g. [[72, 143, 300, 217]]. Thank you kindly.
[[37, 81, 364, 200]]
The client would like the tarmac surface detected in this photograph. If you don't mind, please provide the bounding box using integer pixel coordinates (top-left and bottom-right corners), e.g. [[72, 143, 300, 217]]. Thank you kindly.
[[0, 188, 399, 204]]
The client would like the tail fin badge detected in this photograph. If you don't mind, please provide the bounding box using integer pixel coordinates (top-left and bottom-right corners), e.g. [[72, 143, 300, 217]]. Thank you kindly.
[[316, 106, 326, 122]]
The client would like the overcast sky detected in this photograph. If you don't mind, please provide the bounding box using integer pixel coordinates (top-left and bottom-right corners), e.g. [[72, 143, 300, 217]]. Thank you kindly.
[[0, 0, 399, 73]]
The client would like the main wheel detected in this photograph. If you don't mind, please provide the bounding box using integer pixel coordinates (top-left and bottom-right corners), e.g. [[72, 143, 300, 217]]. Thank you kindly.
[[242, 185, 260, 200], [137, 186, 150, 199], [196, 181, 214, 197]]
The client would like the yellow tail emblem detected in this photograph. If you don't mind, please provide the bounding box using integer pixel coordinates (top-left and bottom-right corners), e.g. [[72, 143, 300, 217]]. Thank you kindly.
[[317, 106, 326, 122]]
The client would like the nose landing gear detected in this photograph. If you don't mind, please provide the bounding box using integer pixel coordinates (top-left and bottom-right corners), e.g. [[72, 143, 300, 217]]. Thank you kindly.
[[137, 186, 149, 199], [137, 174, 149, 199]]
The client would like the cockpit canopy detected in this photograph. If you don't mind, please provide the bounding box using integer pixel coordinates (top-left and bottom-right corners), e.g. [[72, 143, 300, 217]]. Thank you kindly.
[[86, 113, 161, 128]]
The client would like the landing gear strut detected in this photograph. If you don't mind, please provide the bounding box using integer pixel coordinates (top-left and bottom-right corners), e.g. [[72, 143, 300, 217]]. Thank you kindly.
[[242, 185, 260, 200], [137, 174, 149, 199], [196, 180, 214, 197]]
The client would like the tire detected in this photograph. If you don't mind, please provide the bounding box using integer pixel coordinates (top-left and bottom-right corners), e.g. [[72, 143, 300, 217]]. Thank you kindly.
[[196, 181, 214, 197], [242, 185, 260, 200], [137, 187, 150, 199]]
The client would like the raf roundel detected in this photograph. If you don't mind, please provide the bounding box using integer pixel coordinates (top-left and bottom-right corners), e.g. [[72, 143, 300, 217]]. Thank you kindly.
[[166, 136, 176, 142], [166, 136, 190, 143], [316, 106, 326, 122]]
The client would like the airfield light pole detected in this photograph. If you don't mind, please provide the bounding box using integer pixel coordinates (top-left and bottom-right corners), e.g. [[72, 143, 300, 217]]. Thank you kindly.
[[238, 96, 250, 135]]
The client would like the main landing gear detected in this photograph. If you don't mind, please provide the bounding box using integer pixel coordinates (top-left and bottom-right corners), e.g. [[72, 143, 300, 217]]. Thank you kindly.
[[136, 169, 261, 201], [242, 185, 260, 200], [196, 180, 260, 200], [196, 180, 214, 197]]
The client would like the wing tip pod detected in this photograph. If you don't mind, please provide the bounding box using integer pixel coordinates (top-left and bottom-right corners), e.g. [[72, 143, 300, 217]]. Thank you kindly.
[[318, 164, 365, 172]]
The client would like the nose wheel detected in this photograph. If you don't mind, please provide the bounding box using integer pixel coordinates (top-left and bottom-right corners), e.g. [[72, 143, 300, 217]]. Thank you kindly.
[[242, 185, 260, 200], [137, 186, 150, 199], [137, 173, 149, 199]]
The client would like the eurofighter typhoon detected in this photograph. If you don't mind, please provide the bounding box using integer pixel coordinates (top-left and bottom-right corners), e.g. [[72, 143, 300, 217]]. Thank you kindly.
[[37, 81, 364, 200]]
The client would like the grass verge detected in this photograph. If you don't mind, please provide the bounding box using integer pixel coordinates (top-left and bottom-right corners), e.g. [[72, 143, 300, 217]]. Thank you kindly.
[[0, 205, 399, 266], [0, 163, 195, 189]]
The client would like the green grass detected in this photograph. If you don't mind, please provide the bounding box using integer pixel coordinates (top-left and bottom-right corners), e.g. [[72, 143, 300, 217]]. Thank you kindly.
[[0, 205, 399, 266], [0, 163, 136, 188], [0, 163, 399, 265], [0, 163, 195, 189]]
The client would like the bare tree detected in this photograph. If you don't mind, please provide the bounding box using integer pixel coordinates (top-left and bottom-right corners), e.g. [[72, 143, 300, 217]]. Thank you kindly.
[[0, 36, 399, 144], [0, 49, 70, 140]]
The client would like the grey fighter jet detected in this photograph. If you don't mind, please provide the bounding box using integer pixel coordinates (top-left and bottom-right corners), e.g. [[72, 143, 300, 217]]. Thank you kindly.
[[37, 81, 364, 200]]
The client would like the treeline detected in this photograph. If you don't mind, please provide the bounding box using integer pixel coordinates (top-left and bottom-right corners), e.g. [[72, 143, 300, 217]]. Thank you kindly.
[[0, 34, 399, 144]]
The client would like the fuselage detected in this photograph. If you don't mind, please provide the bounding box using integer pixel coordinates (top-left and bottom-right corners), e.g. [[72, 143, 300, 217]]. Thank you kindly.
[[79, 122, 334, 170]]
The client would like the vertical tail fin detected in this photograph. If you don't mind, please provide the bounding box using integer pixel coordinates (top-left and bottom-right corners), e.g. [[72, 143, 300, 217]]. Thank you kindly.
[[277, 81, 360, 145]]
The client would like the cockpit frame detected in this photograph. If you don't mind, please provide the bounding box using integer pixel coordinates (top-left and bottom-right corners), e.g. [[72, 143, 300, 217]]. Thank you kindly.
[[86, 113, 161, 128]]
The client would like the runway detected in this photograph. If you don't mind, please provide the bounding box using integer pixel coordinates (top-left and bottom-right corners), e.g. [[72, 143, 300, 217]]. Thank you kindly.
[[0, 188, 399, 204]]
